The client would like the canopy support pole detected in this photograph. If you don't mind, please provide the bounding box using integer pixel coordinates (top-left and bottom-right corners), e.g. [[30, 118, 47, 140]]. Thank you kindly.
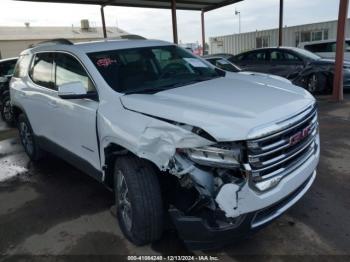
[[101, 5, 107, 38], [278, 0, 283, 46], [201, 10, 205, 55], [171, 0, 178, 44], [333, 0, 349, 101]]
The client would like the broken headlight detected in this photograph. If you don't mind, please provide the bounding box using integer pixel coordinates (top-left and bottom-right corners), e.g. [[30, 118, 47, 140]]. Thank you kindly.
[[183, 144, 242, 169]]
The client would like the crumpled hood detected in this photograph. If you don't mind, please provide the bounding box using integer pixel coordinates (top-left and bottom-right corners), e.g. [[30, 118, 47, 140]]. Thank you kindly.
[[121, 73, 315, 141]]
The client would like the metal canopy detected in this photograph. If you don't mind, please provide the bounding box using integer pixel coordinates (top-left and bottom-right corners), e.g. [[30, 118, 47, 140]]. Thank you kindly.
[[16, 0, 242, 11]]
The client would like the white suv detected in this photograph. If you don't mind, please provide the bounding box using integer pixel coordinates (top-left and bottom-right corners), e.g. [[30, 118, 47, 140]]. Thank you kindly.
[[10, 39, 320, 250]]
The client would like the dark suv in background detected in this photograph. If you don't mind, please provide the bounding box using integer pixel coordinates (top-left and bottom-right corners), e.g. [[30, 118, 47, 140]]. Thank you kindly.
[[0, 57, 18, 124]]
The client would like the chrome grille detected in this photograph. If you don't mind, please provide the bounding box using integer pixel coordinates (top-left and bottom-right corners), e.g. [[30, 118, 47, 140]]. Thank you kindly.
[[247, 104, 318, 191]]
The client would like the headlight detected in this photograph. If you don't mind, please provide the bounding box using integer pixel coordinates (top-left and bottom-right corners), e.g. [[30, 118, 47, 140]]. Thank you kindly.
[[182, 144, 242, 169]]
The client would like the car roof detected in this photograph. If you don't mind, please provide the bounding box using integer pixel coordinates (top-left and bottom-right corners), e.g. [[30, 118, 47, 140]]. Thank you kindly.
[[22, 39, 174, 55], [236, 46, 303, 55]]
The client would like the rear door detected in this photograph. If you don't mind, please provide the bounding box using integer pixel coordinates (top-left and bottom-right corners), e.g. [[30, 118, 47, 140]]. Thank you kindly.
[[268, 49, 304, 78], [25, 52, 57, 137]]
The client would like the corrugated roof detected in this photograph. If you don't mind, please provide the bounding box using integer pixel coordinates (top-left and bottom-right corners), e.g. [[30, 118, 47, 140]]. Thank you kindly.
[[16, 0, 242, 12], [0, 26, 128, 41]]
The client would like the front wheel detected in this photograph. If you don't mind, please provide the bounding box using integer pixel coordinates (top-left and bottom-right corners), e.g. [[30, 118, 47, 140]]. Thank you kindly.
[[113, 155, 163, 245], [306, 73, 328, 94]]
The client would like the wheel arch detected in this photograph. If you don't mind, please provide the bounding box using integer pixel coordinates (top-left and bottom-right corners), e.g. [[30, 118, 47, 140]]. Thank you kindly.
[[102, 142, 162, 190], [103, 142, 130, 189]]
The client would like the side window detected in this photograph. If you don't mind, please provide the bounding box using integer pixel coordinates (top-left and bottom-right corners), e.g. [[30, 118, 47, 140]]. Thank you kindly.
[[0, 60, 17, 76], [55, 53, 95, 92], [246, 51, 266, 61], [270, 51, 285, 61], [284, 52, 302, 62], [29, 53, 55, 89], [13, 55, 31, 78], [6, 60, 17, 75], [235, 54, 245, 61]]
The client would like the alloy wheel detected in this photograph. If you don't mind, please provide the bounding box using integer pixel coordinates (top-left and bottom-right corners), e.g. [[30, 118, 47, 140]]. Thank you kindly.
[[19, 121, 34, 156], [117, 170, 133, 231], [3, 100, 13, 122], [307, 74, 318, 93]]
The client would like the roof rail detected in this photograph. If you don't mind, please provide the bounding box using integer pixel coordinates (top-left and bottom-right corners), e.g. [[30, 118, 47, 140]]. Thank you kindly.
[[119, 34, 146, 40], [31, 38, 74, 48]]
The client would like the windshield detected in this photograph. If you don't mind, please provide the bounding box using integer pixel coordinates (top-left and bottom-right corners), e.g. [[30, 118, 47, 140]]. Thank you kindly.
[[294, 48, 321, 60], [88, 45, 221, 94]]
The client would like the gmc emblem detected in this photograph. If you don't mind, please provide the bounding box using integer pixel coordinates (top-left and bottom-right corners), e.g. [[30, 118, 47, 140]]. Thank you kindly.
[[289, 126, 311, 146]]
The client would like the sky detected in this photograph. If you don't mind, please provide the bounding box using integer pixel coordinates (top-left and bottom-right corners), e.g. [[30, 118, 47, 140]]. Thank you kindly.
[[0, 0, 344, 43]]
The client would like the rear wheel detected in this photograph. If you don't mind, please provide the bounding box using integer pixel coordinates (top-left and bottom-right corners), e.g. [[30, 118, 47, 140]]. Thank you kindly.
[[17, 114, 43, 161], [113, 155, 163, 245], [1, 95, 15, 125]]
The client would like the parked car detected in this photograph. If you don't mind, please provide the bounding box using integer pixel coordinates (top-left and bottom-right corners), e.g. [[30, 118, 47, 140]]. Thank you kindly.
[[230, 47, 350, 94], [298, 39, 350, 61], [203, 55, 292, 84], [10, 39, 319, 250], [0, 57, 18, 124]]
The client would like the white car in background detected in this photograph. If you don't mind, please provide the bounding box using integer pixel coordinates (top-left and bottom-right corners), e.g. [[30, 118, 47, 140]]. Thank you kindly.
[[299, 39, 350, 61], [10, 39, 319, 250]]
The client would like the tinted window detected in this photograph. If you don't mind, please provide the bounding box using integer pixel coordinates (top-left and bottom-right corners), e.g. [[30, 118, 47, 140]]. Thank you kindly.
[[235, 54, 245, 61], [270, 50, 301, 62], [55, 53, 95, 92], [284, 52, 301, 61], [245, 51, 266, 61], [13, 55, 31, 78], [88, 45, 219, 94], [30, 53, 54, 89], [270, 51, 285, 61], [0, 60, 17, 76]]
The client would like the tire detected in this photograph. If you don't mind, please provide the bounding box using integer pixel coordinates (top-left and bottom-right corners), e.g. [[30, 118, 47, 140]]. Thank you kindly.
[[306, 73, 328, 94], [113, 155, 163, 245], [1, 95, 15, 126], [17, 114, 43, 161]]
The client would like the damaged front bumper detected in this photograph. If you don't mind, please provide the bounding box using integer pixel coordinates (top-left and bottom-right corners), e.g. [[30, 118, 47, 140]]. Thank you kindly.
[[170, 170, 316, 250], [169, 133, 319, 250]]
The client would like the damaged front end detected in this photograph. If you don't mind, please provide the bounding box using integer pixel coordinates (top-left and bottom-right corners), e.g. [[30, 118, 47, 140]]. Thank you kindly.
[[163, 142, 252, 249]]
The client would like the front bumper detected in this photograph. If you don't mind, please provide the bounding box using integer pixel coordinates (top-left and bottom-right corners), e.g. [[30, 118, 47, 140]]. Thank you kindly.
[[170, 171, 316, 250], [170, 133, 319, 250]]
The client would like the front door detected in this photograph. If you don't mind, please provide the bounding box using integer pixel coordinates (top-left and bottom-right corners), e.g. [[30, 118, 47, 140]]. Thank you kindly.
[[52, 52, 100, 174]]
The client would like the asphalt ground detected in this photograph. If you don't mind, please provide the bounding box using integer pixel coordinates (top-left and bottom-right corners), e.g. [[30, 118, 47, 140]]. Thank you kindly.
[[0, 95, 349, 261]]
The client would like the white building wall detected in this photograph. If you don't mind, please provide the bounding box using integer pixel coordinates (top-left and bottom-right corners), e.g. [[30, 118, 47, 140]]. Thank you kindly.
[[209, 19, 350, 55]]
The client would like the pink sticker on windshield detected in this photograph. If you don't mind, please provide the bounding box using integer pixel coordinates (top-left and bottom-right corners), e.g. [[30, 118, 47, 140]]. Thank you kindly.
[[96, 58, 117, 67]]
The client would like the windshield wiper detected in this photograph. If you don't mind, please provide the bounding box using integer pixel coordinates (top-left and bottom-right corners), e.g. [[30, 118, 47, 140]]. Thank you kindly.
[[124, 76, 221, 95], [159, 76, 220, 89], [124, 87, 168, 95]]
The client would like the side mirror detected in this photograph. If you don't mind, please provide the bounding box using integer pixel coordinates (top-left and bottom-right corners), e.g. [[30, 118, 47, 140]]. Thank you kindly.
[[58, 82, 88, 99]]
